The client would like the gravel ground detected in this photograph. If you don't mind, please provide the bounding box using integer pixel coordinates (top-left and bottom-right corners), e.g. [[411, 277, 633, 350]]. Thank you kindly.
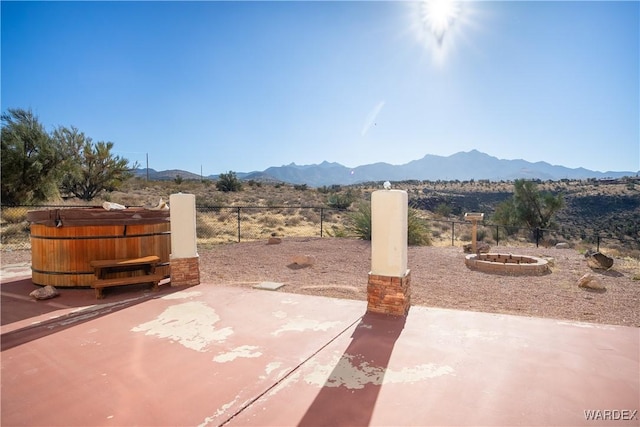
[[197, 238, 640, 327], [3, 238, 639, 327]]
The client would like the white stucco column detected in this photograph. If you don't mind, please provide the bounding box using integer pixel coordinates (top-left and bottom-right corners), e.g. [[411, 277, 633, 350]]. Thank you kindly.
[[169, 193, 200, 286], [371, 189, 408, 276], [368, 189, 411, 316]]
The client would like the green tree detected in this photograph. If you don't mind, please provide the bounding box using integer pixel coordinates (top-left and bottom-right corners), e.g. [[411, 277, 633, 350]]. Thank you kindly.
[[216, 171, 242, 192], [54, 126, 133, 201], [493, 179, 565, 232], [492, 198, 520, 235], [1, 108, 61, 205]]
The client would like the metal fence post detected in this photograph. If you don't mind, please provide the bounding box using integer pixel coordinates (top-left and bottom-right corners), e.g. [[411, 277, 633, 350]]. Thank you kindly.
[[320, 207, 324, 238], [496, 225, 500, 246], [237, 207, 241, 242], [596, 233, 600, 252], [451, 221, 454, 246], [535, 227, 540, 247]]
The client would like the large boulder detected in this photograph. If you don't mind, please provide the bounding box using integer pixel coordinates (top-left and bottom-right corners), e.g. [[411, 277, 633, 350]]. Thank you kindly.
[[585, 251, 614, 270]]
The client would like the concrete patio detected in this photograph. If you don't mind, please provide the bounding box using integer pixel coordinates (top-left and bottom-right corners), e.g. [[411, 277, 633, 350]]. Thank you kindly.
[[1, 266, 638, 426]]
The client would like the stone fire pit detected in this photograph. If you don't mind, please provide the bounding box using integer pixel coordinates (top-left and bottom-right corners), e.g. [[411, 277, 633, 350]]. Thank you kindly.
[[465, 253, 550, 276]]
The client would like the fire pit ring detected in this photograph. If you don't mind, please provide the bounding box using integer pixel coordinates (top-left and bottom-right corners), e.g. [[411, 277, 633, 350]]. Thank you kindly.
[[465, 253, 550, 276]]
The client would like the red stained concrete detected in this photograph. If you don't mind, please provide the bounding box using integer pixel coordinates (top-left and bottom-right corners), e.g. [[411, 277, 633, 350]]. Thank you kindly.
[[1, 269, 638, 427]]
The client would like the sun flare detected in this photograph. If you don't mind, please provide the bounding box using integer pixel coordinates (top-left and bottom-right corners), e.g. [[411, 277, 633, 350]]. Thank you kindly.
[[420, 0, 460, 45], [409, 0, 468, 64]]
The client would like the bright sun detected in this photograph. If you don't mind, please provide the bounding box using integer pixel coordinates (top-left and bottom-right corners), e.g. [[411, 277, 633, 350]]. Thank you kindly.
[[420, 0, 460, 45], [409, 0, 468, 64]]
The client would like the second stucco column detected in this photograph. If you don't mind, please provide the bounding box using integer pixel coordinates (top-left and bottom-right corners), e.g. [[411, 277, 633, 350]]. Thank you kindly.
[[170, 193, 200, 287], [367, 189, 411, 316]]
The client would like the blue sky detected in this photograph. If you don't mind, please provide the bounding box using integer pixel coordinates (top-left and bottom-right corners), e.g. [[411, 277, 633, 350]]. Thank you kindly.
[[2, 1, 638, 176]]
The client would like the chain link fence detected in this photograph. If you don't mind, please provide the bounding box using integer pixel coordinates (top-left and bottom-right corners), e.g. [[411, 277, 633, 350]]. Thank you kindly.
[[194, 206, 346, 246], [0, 205, 347, 251], [428, 218, 640, 253], [2, 204, 638, 255]]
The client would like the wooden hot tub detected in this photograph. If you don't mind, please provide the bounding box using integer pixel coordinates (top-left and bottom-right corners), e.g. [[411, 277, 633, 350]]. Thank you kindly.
[[27, 208, 171, 287]]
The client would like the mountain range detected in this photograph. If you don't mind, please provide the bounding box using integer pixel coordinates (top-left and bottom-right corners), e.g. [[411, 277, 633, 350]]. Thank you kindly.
[[136, 150, 638, 187]]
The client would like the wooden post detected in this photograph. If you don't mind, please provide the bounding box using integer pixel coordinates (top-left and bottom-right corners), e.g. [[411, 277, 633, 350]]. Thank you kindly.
[[464, 213, 485, 253]]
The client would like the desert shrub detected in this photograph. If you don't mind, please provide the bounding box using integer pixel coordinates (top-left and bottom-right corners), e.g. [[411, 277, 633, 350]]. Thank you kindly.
[[459, 232, 472, 241], [346, 202, 372, 240], [407, 208, 431, 246], [216, 211, 234, 222], [196, 214, 216, 238], [326, 225, 349, 238], [435, 203, 452, 218], [258, 215, 283, 228], [0, 223, 29, 243], [327, 190, 357, 209], [243, 195, 260, 204], [318, 184, 342, 194], [439, 222, 451, 232], [628, 249, 640, 260], [1, 207, 27, 223], [216, 171, 242, 192], [302, 208, 320, 224], [286, 215, 302, 227]]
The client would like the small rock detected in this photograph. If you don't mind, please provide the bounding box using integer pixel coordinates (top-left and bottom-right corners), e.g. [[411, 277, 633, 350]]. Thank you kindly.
[[291, 254, 315, 266], [577, 273, 605, 290], [585, 251, 614, 270], [555, 242, 570, 249], [29, 285, 60, 300], [267, 237, 282, 245]]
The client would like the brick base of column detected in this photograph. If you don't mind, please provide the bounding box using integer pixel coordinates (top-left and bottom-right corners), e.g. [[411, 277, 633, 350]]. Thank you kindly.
[[170, 256, 200, 287], [367, 269, 411, 316]]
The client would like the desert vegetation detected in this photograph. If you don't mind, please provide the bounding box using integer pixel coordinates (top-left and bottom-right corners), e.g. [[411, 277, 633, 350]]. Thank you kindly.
[[3, 106, 636, 256], [1, 108, 133, 205], [2, 174, 638, 259]]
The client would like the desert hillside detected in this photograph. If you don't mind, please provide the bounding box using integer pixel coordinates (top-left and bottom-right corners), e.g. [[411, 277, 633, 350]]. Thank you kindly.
[[105, 177, 639, 255]]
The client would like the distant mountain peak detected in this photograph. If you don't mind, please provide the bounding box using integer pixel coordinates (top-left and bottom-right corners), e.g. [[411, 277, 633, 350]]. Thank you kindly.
[[135, 151, 637, 186]]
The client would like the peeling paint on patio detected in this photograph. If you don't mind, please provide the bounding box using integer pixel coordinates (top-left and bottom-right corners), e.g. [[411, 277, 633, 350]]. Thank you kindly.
[[302, 352, 455, 389], [272, 317, 342, 336], [131, 301, 233, 351], [213, 345, 262, 363]]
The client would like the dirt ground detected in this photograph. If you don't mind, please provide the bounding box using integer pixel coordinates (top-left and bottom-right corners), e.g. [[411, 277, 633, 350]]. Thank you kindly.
[[197, 238, 640, 327]]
